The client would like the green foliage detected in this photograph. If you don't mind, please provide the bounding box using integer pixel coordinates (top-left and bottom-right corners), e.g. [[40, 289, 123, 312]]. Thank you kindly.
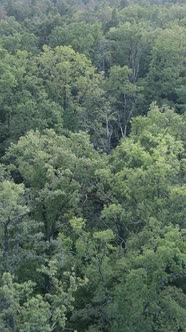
[[0, 269, 79, 332], [4, 129, 105, 277], [146, 25, 186, 106], [36, 45, 105, 145], [109, 225, 186, 332], [48, 22, 103, 61], [105, 64, 141, 141], [107, 21, 151, 80], [0, 180, 29, 272], [0, 48, 63, 154], [99, 106, 186, 243], [0, 1, 186, 331]]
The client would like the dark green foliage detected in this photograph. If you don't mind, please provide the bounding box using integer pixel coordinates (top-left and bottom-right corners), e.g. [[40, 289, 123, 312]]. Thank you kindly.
[[0, 0, 186, 331]]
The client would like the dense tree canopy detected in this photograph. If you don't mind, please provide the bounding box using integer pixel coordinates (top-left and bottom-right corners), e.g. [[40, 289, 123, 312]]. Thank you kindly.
[[0, 0, 186, 331]]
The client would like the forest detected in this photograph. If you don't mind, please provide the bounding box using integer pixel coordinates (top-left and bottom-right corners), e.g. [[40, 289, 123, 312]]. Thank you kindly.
[[0, 0, 186, 331]]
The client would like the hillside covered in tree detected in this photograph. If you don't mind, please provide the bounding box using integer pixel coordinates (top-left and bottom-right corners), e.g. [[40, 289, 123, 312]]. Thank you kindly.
[[0, 0, 186, 331]]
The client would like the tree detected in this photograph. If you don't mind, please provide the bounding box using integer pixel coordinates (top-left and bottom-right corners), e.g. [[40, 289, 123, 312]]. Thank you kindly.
[[48, 22, 103, 62], [0, 48, 63, 155], [109, 225, 186, 332], [0, 180, 29, 273], [98, 105, 186, 245], [107, 21, 152, 81], [37, 45, 105, 147], [0, 32, 39, 54], [0, 268, 79, 332], [5, 130, 105, 267], [146, 25, 186, 107], [104, 65, 141, 143], [175, 85, 186, 113], [0, 1, 186, 331], [54, 217, 117, 332]]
